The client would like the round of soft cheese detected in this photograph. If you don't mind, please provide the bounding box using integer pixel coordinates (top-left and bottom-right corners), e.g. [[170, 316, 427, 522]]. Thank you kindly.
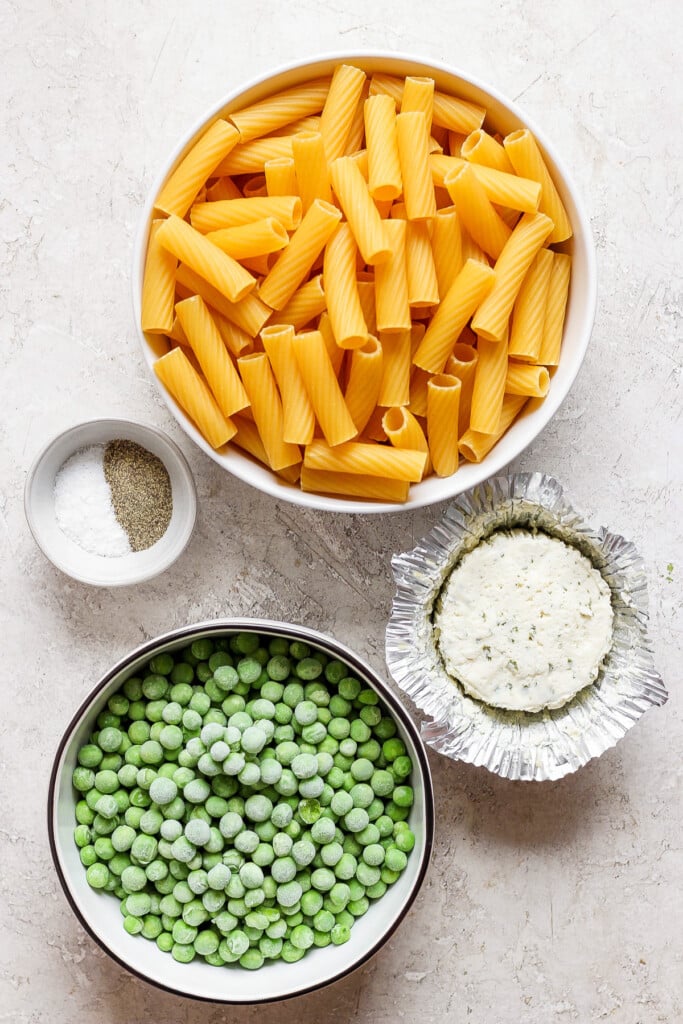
[[434, 530, 614, 712]]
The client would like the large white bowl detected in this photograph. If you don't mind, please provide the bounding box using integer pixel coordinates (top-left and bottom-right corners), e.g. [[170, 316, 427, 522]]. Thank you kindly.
[[133, 53, 596, 514], [48, 619, 434, 1003]]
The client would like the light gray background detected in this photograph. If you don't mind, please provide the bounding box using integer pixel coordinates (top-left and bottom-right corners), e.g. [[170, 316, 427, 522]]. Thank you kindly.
[[1, 2, 681, 1021]]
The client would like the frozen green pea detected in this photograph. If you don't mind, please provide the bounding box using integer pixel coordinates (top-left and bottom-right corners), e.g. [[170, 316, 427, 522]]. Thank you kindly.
[[385, 847, 408, 872], [310, 867, 335, 892], [171, 836, 196, 864], [187, 869, 209, 895], [234, 829, 259, 855], [392, 785, 413, 807], [158, 725, 183, 751], [334, 853, 357, 880], [131, 834, 157, 865], [124, 914, 143, 935], [295, 658, 322, 682], [121, 865, 147, 893], [172, 942, 196, 963], [350, 783, 374, 808], [72, 767, 95, 793], [146, 859, 168, 883], [183, 899, 209, 927], [320, 842, 343, 867], [344, 808, 369, 833], [207, 863, 231, 890], [311, 817, 336, 845], [93, 837, 115, 861], [148, 777, 177, 807], [126, 892, 152, 917], [172, 919, 197, 945], [111, 824, 136, 852], [94, 769, 118, 795], [276, 880, 302, 908], [93, 795, 118, 820], [392, 755, 413, 780], [237, 762, 260, 787], [395, 828, 415, 853], [161, 701, 183, 724], [240, 726, 267, 755], [290, 753, 318, 780], [184, 819, 210, 847]]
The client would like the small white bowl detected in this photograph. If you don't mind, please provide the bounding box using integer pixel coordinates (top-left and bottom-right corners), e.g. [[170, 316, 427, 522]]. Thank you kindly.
[[48, 619, 434, 1003], [133, 52, 597, 514], [25, 419, 196, 586]]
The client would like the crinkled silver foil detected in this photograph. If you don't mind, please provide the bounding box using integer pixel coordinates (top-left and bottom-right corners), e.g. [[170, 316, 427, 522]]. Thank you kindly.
[[385, 473, 667, 781]]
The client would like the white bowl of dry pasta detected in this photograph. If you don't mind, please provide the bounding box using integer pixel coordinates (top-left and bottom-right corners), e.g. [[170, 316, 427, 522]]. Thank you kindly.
[[133, 54, 596, 512]]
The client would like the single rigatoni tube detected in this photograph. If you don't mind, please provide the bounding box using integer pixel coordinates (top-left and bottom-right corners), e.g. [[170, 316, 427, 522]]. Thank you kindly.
[[228, 79, 331, 142], [344, 335, 383, 434], [259, 199, 342, 310], [431, 206, 463, 297], [427, 373, 462, 476], [206, 176, 242, 202], [375, 219, 411, 333], [269, 274, 327, 331], [378, 329, 411, 407], [344, 79, 370, 155], [430, 155, 541, 213], [300, 467, 409, 503], [382, 407, 430, 478], [214, 136, 293, 176], [508, 248, 554, 361], [190, 196, 302, 233], [155, 119, 240, 218], [391, 206, 439, 307], [156, 215, 255, 303], [537, 253, 571, 365], [413, 258, 495, 374], [471, 212, 554, 342], [291, 131, 332, 212], [401, 76, 435, 126], [469, 332, 509, 434], [206, 218, 289, 260], [154, 347, 235, 449], [364, 94, 402, 202], [324, 224, 368, 350], [175, 264, 271, 336], [141, 220, 177, 334], [175, 296, 250, 419], [396, 111, 437, 221], [329, 157, 391, 265], [291, 330, 357, 446], [504, 129, 572, 243], [461, 129, 514, 173], [237, 352, 301, 470], [319, 64, 367, 162], [265, 157, 298, 197], [260, 324, 316, 445], [444, 162, 511, 259], [458, 395, 527, 462], [505, 362, 550, 397], [444, 342, 478, 437], [304, 439, 426, 482]]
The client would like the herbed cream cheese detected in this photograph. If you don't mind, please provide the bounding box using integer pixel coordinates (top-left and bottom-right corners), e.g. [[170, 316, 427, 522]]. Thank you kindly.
[[433, 529, 614, 712]]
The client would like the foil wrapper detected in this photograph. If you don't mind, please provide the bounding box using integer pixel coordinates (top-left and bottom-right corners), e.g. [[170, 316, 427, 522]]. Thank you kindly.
[[385, 473, 667, 781]]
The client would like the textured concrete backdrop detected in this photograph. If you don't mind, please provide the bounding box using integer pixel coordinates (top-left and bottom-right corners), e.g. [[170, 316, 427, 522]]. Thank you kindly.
[[1, 1, 681, 1021]]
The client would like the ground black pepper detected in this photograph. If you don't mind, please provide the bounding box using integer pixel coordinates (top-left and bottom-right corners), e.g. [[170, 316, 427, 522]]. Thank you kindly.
[[103, 440, 172, 551]]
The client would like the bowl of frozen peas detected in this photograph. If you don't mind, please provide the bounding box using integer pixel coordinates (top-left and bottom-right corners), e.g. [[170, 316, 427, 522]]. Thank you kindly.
[[49, 619, 434, 1003], [133, 51, 596, 513]]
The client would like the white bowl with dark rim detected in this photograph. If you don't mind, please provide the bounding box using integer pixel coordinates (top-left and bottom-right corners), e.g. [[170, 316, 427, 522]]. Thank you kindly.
[[132, 52, 596, 514], [48, 619, 434, 1003]]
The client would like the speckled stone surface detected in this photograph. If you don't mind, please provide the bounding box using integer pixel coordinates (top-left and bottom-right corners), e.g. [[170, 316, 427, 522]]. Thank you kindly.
[[1, 2, 681, 1021]]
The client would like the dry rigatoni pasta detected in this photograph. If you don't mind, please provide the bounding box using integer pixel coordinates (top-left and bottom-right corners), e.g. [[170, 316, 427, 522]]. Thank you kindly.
[[175, 296, 250, 419], [260, 324, 316, 445], [344, 335, 383, 434], [141, 220, 177, 334], [323, 223, 368, 349], [291, 330, 357, 447], [427, 373, 461, 476], [143, 63, 573, 502], [237, 352, 301, 471], [154, 347, 236, 449]]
